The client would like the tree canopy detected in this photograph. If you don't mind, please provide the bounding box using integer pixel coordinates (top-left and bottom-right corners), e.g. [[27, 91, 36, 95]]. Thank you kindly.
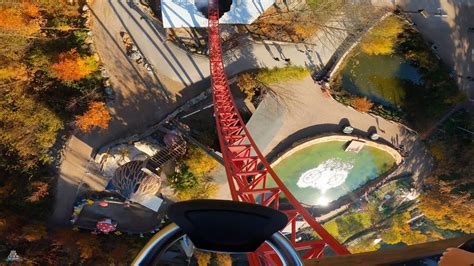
[[0, 84, 63, 168], [50, 49, 99, 81], [75, 101, 111, 133]]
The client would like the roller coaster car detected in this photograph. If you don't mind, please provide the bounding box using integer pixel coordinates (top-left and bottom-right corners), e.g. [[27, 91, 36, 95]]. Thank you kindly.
[[133, 200, 474, 266]]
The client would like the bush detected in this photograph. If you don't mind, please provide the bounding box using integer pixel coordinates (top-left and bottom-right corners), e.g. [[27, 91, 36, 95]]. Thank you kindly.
[[183, 146, 218, 177], [256, 66, 310, 85], [170, 166, 198, 191], [351, 97, 373, 112]]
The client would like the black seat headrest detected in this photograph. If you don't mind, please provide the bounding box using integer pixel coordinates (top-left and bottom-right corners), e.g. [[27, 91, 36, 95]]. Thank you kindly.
[[167, 199, 288, 253]]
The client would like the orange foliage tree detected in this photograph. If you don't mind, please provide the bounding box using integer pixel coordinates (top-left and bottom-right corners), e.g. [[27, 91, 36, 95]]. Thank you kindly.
[[22, 2, 41, 18], [351, 97, 373, 112], [194, 251, 211, 266], [50, 49, 98, 81], [0, 7, 40, 35], [75, 101, 111, 133], [26, 181, 49, 202], [216, 253, 232, 266]]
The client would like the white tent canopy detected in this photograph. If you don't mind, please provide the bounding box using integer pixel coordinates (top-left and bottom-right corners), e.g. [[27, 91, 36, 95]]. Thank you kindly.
[[161, 0, 275, 28]]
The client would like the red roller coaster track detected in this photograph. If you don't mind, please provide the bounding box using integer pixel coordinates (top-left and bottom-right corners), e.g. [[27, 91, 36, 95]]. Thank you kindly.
[[207, 0, 350, 263]]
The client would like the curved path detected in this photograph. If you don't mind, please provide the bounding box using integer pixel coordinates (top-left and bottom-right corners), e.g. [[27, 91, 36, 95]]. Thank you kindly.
[[51, 0, 348, 225]]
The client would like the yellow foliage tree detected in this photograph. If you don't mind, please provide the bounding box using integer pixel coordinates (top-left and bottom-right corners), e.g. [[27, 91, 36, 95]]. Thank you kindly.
[[194, 251, 211, 266], [360, 15, 405, 55], [419, 192, 474, 233], [0, 7, 40, 35], [22, 2, 41, 18], [293, 24, 316, 40], [237, 73, 258, 100], [401, 230, 428, 246], [0, 64, 28, 81], [177, 181, 219, 201], [50, 49, 99, 81], [184, 146, 218, 177], [351, 97, 373, 112], [216, 253, 232, 266], [380, 212, 413, 245], [75, 101, 111, 133]]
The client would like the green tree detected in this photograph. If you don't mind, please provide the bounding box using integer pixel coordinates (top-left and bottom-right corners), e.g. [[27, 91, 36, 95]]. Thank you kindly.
[[335, 214, 365, 240]]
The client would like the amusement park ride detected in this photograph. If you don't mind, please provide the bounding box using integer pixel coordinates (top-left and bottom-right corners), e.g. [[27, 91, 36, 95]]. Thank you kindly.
[[206, 0, 349, 262], [133, 0, 474, 265]]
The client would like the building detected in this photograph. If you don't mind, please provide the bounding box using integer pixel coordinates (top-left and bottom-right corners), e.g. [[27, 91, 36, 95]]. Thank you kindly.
[[161, 0, 275, 28]]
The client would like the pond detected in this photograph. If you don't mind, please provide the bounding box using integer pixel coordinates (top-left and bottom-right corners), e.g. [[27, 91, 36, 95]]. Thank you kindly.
[[272, 141, 396, 206], [340, 52, 422, 108]]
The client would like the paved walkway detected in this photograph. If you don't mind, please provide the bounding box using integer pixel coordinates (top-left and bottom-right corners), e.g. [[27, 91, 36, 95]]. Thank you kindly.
[[397, 0, 474, 99], [213, 77, 433, 200], [109, 0, 347, 85]]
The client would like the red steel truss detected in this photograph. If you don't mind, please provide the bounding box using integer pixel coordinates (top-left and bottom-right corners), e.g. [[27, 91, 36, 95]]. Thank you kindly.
[[207, 0, 350, 262]]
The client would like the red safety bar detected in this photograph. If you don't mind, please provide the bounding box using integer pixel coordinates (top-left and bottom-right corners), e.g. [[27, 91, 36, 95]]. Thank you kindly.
[[207, 0, 350, 263]]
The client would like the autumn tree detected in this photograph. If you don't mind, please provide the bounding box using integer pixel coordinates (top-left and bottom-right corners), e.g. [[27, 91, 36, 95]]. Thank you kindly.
[[237, 73, 258, 100], [216, 253, 232, 266], [22, 2, 41, 18], [50, 49, 99, 81], [0, 7, 41, 35], [0, 64, 28, 82], [293, 24, 317, 40], [194, 251, 211, 266], [36, 0, 81, 17], [379, 214, 408, 244], [0, 84, 63, 168], [351, 97, 373, 112], [26, 181, 49, 202], [419, 192, 474, 233], [176, 180, 219, 201], [184, 146, 218, 177], [75, 101, 111, 133]]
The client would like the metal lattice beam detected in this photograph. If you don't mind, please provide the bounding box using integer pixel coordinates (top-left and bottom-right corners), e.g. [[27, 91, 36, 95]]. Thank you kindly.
[[207, 0, 350, 262]]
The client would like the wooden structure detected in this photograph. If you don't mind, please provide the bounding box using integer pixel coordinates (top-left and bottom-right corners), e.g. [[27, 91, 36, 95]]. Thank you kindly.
[[306, 234, 473, 266], [112, 140, 186, 203]]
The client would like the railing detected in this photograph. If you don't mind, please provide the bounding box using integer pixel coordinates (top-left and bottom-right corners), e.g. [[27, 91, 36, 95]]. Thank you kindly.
[[305, 235, 474, 266]]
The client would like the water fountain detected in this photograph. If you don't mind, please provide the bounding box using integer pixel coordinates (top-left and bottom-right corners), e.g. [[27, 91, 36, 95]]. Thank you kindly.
[[271, 138, 399, 206]]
